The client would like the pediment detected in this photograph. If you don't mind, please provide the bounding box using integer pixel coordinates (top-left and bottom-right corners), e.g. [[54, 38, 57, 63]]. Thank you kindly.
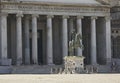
[[95, 0, 110, 5]]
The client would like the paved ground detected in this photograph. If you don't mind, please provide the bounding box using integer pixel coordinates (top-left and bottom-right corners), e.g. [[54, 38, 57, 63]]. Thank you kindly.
[[0, 74, 120, 83]]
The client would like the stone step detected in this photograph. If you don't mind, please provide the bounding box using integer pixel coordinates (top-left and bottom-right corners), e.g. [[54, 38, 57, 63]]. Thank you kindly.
[[112, 59, 120, 65], [11, 65, 63, 74], [98, 65, 111, 73], [1, 65, 118, 74], [86, 65, 111, 73], [0, 66, 12, 74]]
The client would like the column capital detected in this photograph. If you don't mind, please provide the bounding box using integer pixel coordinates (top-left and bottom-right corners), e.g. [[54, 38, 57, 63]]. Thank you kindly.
[[47, 15, 54, 18], [32, 14, 39, 18], [91, 16, 97, 20], [105, 16, 111, 21], [0, 12, 8, 17], [77, 16, 84, 19], [16, 13, 23, 17], [62, 15, 69, 19]]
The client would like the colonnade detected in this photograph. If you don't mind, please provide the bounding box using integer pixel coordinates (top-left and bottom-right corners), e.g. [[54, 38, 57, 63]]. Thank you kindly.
[[0, 13, 111, 65]]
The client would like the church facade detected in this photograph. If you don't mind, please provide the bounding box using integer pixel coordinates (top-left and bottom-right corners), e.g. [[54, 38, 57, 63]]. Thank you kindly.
[[111, 0, 120, 64], [0, 0, 112, 72]]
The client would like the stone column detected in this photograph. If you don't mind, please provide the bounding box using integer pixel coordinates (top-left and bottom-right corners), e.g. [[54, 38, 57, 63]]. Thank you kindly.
[[105, 16, 112, 64], [0, 13, 8, 60], [91, 16, 97, 65], [46, 15, 54, 65], [16, 13, 23, 65], [24, 16, 30, 65], [77, 16, 83, 56], [32, 14, 38, 64], [62, 15, 69, 59]]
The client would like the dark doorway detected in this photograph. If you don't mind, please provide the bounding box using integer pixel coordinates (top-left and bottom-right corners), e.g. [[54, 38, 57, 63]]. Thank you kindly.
[[30, 30, 43, 64]]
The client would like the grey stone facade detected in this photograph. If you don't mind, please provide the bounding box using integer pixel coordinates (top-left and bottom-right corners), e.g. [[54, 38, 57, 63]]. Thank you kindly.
[[111, 0, 120, 63], [0, 0, 114, 73]]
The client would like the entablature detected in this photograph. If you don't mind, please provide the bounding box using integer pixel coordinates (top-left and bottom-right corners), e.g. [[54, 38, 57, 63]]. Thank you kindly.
[[0, 1, 110, 16]]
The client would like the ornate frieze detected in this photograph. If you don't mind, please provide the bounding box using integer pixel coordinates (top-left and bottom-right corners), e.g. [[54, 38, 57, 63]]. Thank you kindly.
[[0, 12, 8, 17], [32, 14, 39, 18], [77, 16, 84, 19], [16, 13, 23, 17], [91, 16, 98, 20], [111, 7, 120, 13], [0, 2, 110, 16], [62, 15, 69, 19], [47, 15, 54, 19]]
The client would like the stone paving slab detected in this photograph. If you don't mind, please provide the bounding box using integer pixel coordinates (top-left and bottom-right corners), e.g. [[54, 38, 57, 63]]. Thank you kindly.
[[0, 74, 120, 83]]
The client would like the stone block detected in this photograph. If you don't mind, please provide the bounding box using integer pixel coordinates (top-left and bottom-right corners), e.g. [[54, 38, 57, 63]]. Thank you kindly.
[[0, 66, 12, 74], [64, 56, 85, 74], [0, 59, 12, 66]]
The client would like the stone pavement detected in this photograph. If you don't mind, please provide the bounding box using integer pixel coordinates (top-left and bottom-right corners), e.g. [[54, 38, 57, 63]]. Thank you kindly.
[[0, 74, 120, 83]]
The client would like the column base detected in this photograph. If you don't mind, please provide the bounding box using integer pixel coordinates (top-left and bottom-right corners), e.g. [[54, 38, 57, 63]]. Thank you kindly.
[[16, 59, 23, 66], [32, 62, 38, 65], [0, 59, 12, 66], [106, 58, 111, 65], [91, 63, 98, 66], [25, 63, 31, 65], [47, 63, 55, 66]]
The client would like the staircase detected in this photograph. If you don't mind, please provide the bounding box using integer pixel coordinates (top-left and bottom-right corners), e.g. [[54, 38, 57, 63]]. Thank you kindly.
[[0, 62, 120, 74], [98, 65, 111, 73], [86, 64, 111, 73], [111, 59, 120, 73], [112, 59, 120, 65], [0, 66, 12, 74], [93, 59, 120, 73], [11, 65, 62, 74]]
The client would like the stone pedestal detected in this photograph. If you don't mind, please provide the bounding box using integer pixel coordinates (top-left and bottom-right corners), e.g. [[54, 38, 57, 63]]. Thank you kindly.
[[64, 56, 85, 74]]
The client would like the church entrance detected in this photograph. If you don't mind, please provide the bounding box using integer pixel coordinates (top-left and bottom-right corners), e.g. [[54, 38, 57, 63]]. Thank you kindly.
[[30, 30, 43, 64]]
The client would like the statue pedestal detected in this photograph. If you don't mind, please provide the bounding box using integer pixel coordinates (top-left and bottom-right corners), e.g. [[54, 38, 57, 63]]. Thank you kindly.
[[64, 56, 85, 74]]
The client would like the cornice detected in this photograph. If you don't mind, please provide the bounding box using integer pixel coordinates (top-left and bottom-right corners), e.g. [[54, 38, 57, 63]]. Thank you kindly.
[[0, 3, 110, 12], [1, 0, 110, 8], [95, 0, 110, 5], [0, 1, 110, 17]]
